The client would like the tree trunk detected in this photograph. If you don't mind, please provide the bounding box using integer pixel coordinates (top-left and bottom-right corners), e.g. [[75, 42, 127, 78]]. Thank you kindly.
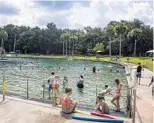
[[119, 34, 122, 60], [134, 39, 137, 57]]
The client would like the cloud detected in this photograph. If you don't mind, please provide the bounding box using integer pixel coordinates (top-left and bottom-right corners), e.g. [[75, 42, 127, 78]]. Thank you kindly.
[[0, 0, 153, 29]]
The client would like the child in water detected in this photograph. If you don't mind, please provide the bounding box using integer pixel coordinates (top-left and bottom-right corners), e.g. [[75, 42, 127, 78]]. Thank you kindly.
[[52, 75, 60, 106], [96, 69, 101, 76], [62, 76, 68, 85], [95, 95, 109, 114], [96, 85, 111, 103]]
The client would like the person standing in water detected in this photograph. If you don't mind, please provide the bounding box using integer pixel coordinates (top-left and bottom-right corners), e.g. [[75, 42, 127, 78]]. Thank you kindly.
[[48, 72, 55, 99], [111, 78, 128, 112], [93, 66, 96, 73], [62, 76, 68, 86], [136, 62, 142, 85], [77, 75, 84, 88], [96, 69, 101, 76]]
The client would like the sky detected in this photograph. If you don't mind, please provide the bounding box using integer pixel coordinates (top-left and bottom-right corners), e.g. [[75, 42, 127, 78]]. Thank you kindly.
[[0, 0, 153, 29]]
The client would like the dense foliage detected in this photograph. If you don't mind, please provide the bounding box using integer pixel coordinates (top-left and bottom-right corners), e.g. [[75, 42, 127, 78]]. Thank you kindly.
[[0, 19, 153, 56]]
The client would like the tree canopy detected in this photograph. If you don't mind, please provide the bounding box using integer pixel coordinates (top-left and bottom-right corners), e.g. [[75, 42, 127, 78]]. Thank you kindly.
[[0, 19, 152, 56]]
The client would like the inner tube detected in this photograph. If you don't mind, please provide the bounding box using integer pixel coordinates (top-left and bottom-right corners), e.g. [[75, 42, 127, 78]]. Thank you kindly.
[[77, 84, 84, 88]]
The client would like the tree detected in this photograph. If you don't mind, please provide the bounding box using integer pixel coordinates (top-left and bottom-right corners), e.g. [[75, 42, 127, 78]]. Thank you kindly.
[[0, 29, 8, 55], [128, 28, 142, 57], [93, 43, 104, 53], [60, 32, 71, 57], [104, 25, 115, 58], [114, 23, 128, 59]]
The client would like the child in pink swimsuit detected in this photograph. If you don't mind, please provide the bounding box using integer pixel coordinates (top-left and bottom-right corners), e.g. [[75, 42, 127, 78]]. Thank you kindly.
[[111, 78, 128, 112]]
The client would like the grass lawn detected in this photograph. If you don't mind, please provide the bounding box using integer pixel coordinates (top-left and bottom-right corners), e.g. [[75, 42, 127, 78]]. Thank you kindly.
[[5, 54, 153, 71]]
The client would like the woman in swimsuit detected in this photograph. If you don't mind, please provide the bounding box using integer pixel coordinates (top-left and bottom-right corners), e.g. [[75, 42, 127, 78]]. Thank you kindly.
[[111, 78, 128, 112], [60, 87, 77, 114]]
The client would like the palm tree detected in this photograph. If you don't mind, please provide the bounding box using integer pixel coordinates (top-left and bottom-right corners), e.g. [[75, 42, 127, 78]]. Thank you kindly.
[[60, 33, 70, 58], [114, 23, 128, 60], [104, 25, 115, 59], [70, 34, 78, 56], [128, 28, 142, 57]]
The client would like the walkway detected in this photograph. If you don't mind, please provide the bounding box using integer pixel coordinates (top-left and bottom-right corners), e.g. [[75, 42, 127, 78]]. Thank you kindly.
[[125, 63, 153, 123]]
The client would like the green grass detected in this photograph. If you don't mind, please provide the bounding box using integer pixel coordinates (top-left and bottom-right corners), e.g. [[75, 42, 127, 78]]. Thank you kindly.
[[5, 54, 153, 71]]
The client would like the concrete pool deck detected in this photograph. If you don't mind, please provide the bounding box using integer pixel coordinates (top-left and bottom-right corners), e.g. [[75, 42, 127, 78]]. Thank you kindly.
[[0, 95, 132, 123]]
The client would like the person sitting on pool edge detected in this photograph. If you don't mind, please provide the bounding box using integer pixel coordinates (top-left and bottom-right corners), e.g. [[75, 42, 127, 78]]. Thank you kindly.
[[77, 75, 84, 88], [60, 87, 77, 114], [95, 95, 109, 114], [96, 85, 112, 104]]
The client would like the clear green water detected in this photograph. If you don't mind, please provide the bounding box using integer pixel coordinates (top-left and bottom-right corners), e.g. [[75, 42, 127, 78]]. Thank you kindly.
[[0, 58, 127, 109]]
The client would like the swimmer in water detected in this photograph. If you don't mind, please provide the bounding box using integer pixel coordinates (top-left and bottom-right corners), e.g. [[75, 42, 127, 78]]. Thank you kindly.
[[77, 75, 84, 88], [110, 68, 112, 72], [93, 66, 96, 73], [96, 85, 112, 103], [96, 69, 101, 76], [116, 69, 120, 72], [62, 76, 68, 85]]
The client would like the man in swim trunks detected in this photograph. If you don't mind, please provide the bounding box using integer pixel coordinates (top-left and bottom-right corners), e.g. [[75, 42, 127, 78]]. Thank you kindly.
[[60, 87, 77, 114], [136, 63, 142, 85], [48, 71, 55, 99], [148, 76, 154, 98]]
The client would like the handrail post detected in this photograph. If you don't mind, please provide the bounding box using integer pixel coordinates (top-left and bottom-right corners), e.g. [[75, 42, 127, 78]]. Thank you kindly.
[[27, 77, 29, 99], [133, 89, 136, 123], [95, 85, 98, 104], [42, 83, 45, 98]]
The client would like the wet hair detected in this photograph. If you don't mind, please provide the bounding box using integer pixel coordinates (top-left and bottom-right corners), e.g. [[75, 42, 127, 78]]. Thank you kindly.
[[65, 87, 72, 93], [51, 71, 55, 75], [80, 75, 84, 79], [105, 85, 108, 89], [114, 78, 120, 85], [97, 95, 105, 100], [138, 62, 141, 65]]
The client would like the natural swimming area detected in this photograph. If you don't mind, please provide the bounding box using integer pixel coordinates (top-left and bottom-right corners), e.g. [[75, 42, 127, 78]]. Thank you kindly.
[[0, 58, 128, 110]]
